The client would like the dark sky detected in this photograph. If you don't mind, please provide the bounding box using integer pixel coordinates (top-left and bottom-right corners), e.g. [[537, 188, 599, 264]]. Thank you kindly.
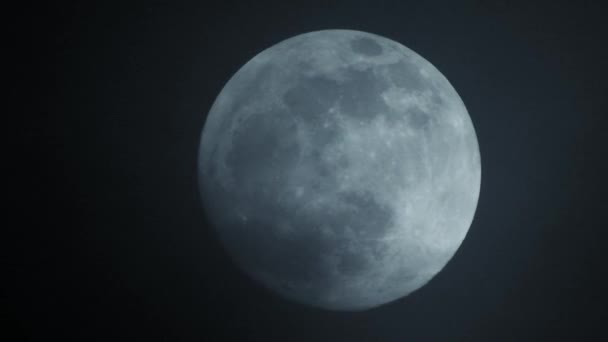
[[10, 1, 608, 341]]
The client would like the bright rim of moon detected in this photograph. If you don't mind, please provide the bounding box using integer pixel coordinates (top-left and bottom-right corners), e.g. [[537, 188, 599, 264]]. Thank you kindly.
[[198, 29, 481, 311]]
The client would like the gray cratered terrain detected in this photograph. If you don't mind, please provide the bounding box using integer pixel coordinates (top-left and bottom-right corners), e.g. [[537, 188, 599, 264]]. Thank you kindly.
[[198, 30, 481, 311]]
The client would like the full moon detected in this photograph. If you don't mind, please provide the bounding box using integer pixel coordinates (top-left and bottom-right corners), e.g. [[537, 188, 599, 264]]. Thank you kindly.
[[198, 30, 481, 311]]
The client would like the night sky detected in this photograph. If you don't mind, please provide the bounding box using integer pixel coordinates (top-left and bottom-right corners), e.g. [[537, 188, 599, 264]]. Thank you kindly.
[[10, 1, 608, 340]]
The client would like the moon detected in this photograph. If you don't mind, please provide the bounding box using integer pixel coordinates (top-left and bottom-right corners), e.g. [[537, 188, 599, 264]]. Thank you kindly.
[[198, 30, 481, 311]]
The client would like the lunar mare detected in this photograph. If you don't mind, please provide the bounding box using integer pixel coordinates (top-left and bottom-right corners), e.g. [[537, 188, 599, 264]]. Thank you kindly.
[[198, 30, 481, 311]]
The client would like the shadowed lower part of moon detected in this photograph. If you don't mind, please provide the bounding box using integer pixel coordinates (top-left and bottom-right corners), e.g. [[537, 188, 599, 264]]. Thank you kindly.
[[198, 30, 481, 311]]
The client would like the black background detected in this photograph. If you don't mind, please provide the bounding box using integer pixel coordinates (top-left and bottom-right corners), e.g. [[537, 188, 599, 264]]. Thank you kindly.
[[9, 0, 607, 340]]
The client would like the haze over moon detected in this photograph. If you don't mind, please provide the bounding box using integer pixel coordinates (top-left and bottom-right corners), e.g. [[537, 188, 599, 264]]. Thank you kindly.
[[198, 29, 481, 311]]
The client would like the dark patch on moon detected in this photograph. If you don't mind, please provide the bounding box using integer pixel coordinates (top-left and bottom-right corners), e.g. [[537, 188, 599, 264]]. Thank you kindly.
[[218, 216, 328, 285], [282, 75, 343, 152], [219, 62, 275, 128], [225, 109, 301, 194], [204, 145, 219, 179], [336, 251, 369, 276], [337, 68, 392, 124], [212, 187, 395, 299], [283, 75, 341, 122], [336, 190, 393, 240], [350, 37, 383, 56], [406, 107, 431, 128], [383, 60, 427, 93]]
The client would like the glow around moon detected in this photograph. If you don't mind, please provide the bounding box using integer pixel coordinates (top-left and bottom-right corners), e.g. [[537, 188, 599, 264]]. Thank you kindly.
[[198, 30, 481, 311]]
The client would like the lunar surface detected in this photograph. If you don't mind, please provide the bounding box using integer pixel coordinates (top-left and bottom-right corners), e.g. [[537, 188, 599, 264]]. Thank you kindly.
[[198, 30, 481, 311]]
